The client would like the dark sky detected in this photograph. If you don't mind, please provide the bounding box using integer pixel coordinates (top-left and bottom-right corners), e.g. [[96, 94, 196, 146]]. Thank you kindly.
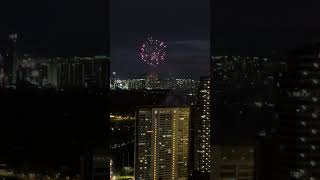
[[0, 0, 107, 57], [213, 0, 320, 56], [111, 0, 210, 79], [1, 0, 320, 78]]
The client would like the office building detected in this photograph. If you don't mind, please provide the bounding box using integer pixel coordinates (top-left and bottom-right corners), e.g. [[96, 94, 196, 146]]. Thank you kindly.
[[92, 150, 111, 180], [210, 55, 283, 179], [278, 43, 320, 180], [5, 33, 18, 85], [113, 79, 129, 90], [57, 58, 84, 88], [212, 146, 255, 180], [211, 56, 272, 144], [47, 61, 59, 87], [124, 78, 198, 92], [46, 56, 110, 90], [192, 76, 211, 178], [128, 79, 146, 90], [210, 55, 280, 145], [80, 149, 111, 180], [145, 76, 160, 90], [84, 55, 110, 90], [135, 107, 190, 180]]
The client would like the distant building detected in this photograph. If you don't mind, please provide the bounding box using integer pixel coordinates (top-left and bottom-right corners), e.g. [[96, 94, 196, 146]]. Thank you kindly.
[[114, 79, 129, 90], [57, 58, 85, 88], [7, 55, 110, 91], [175, 79, 198, 92], [124, 78, 198, 92], [145, 76, 160, 90], [192, 76, 211, 178], [5, 33, 18, 85], [46, 56, 110, 90], [47, 61, 59, 87], [135, 107, 190, 180], [128, 79, 146, 90], [212, 145, 255, 180]]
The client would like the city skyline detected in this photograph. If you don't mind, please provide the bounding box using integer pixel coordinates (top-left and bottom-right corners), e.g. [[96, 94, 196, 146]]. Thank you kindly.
[[5, 0, 320, 79], [1, 0, 320, 68]]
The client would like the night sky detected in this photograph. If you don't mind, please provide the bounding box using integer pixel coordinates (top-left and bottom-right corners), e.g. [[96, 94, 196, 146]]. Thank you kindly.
[[1, 0, 320, 78], [213, 0, 320, 56], [0, 0, 107, 57], [111, 0, 210, 79]]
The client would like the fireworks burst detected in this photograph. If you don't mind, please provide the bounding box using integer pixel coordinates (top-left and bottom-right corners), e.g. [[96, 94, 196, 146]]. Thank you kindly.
[[139, 37, 167, 67]]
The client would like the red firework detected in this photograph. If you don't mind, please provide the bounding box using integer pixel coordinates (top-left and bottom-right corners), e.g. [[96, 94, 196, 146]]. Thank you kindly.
[[139, 37, 167, 68]]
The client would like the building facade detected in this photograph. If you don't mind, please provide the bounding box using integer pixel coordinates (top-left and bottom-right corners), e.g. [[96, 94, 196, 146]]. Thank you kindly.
[[192, 76, 211, 177], [278, 44, 320, 180], [210, 55, 283, 179], [212, 146, 255, 180], [135, 107, 190, 180], [46, 56, 110, 90], [4, 33, 18, 85]]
